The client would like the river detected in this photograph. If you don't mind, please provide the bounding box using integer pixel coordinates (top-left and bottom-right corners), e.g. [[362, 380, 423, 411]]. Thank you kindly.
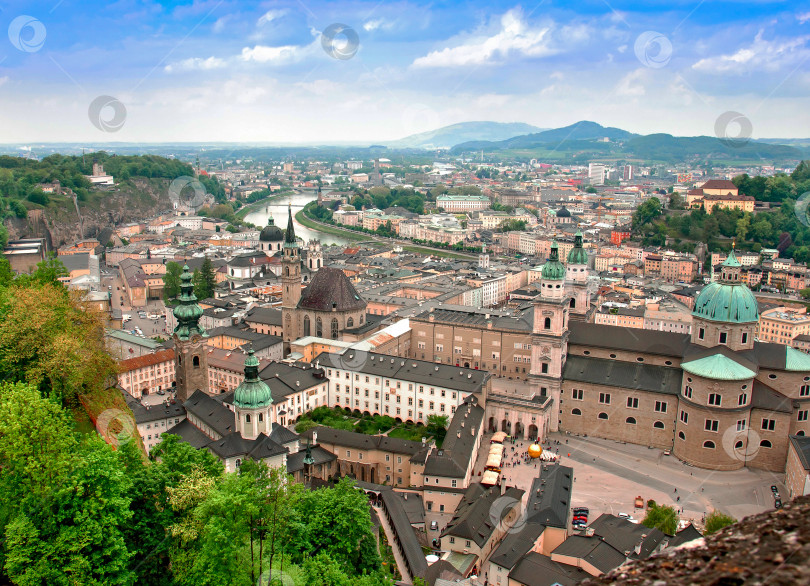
[[243, 189, 355, 247]]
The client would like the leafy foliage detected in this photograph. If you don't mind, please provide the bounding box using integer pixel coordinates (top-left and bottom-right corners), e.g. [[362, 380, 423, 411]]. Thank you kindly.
[[641, 502, 679, 536], [704, 510, 736, 535]]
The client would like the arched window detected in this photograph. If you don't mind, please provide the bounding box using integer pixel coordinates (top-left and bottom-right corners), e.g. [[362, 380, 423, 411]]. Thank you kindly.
[[193, 355, 200, 368], [598, 412, 608, 420], [797, 431, 806, 436], [626, 417, 636, 425], [734, 440, 744, 450], [245, 414, 251, 423], [703, 440, 715, 449], [285, 266, 289, 276], [316, 317, 323, 337], [544, 317, 551, 329], [331, 318, 339, 340], [570, 298, 576, 308], [571, 408, 582, 416], [303, 315, 311, 336], [347, 317, 354, 328], [653, 421, 664, 429], [760, 439, 772, 448], [235, 459, 241, 468], [678, 431, 686, 440]]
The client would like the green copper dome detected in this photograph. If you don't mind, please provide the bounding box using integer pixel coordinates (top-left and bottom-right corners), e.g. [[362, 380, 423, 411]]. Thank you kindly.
[[692, 252, 758, 324], [233, 349, 273, 409], [541, 241, 566, 281], [567, 230, 588, 265], [173, 265, 206, 340]]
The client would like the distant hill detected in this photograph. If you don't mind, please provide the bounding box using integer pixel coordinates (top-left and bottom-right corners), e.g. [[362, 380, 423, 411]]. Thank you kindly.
[[387, 121, 543, 149], [451, 121, 807, 163]]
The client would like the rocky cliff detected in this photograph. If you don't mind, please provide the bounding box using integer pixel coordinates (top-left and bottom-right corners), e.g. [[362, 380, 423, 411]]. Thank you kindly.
[[585, 496, 810, 586], [4, 178, 175, 249]]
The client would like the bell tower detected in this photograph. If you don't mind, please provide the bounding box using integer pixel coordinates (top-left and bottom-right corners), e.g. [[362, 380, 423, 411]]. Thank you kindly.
[[308, 239, 322, 271], [529, 241, 569, 432], [173, 265, 209, 402], [282, 204, 302, 346]]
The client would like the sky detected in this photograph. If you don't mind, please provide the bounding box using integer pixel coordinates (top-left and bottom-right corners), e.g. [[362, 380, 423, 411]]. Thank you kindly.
[[1, 0, 810, 143]]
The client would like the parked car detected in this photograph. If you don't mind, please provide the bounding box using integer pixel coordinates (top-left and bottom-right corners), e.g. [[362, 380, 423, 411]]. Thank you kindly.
[[771, 485, 779, 493], [774, 499, 783, 509], [573, 507, 589, 515], [618, 513, 635, 521], [573, 516, 588, 523], [663, 449, 671, 456]]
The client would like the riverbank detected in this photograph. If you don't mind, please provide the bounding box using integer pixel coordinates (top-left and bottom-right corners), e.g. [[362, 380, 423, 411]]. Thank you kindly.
[[234, 190, 294, 220], [294, 210, 370, 242]]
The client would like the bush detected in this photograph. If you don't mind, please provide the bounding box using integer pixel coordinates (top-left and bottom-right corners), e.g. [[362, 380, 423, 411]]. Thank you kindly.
[[641, 503, 678, 536], [704, 510, 736, 535]]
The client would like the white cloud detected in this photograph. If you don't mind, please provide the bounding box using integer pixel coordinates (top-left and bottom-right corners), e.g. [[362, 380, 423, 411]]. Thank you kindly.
[[257, 9, 287, 27], [0, 76, 8, 87], [615, 69, 647, 97], [692, 31, 810, 74], [799, 11, 810, 24], [212, 14, 233, 33], [164, 56, 226, 73], [411, 8, 556, 68], [363, 19, 392, 32], [240, 44, 302, 64]]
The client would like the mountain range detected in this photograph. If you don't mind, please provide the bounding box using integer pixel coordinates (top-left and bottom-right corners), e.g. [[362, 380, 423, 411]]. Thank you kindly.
[[386, 121, 543, 149]]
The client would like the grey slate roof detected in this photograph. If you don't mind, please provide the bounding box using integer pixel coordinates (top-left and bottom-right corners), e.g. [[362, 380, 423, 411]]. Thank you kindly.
[[286, 445, 336, 472], [245, 306, 283, 326], [380, 488, 429, 579], [751, 380, 793, 413], [205, 431, 285, 460], [127, 394, 186, 424], [166, 418, 214, 449], [525, 464, 574, 529], [316, 351, 490, 395], [790, 435, 810, 471], [563, 355, 682, 395], [412, 305, 533, 333], [551, 535, 627, 574], [667, 523, 703, 548], [183, 389, 235, 437], [257, 362, 327, 403], [441, 484, 525, 547], [488, 522, 546, 570], [424, 402, 485, 478], [509, 551, 591, 586], [588, 513, 667, 557], [298, 267, 367, 312], [269, 422, 300, 446], [569, 322, 692, 357]]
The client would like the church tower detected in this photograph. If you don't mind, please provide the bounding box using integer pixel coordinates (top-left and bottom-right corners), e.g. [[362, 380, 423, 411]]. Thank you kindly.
[[566, 230, 591, 321], [233, 348, 273, 440], [173, 265, 209, 402], [529, 241, 569, 432], [282, 204, 302, 346], [307, 239, 323, 271]]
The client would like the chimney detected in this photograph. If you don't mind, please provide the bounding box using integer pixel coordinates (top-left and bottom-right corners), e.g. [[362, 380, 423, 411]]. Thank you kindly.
[[313, 431, 318, 445]]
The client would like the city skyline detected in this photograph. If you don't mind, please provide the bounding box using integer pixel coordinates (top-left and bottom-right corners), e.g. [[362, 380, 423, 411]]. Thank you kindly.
[[1, 1, 810, 143]]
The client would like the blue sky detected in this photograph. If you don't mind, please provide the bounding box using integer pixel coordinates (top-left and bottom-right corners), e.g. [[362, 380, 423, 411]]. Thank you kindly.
[[1, 0, 810, 143]]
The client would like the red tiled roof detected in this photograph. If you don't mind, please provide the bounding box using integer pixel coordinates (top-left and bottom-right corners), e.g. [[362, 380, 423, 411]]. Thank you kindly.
[[120, 349, 175, 372]]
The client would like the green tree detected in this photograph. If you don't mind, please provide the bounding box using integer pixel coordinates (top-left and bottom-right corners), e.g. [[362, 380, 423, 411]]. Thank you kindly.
[[0, 224, 8, 249], [632, 197, 662, 232], [735, 215, 750, 244], [641, 503, 679, 536], [669, 192, 685, 209], [704, 510, 736, 535], [199, 257, 217, 300], [163, 261, 183, 300]]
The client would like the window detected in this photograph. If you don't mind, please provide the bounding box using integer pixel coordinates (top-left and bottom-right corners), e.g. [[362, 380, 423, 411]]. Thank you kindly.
[[653, 420, 665, 429], [738, 393, 748, 406], [741, 332, 748, 344], [316, 317, 323, 337], [541, 363, 548, 374], [627, 397, 639, 409], [626, 417, 636, 425], [571, 408, 582, 416], [799, 410, 808, 422], [719, 332, 727, 344], [761, 419, 775, 431], [680, 410, 689, 424], [704, 419, 719, 432], [684, 386, 693, 399], [599, 392, 611, 405], [451, 479, 457, 488], [245, 414, 251, 423], [303, 315, 310, 336], [544, 317, 551, 329], [331, 318, 338, 340], [572, 389, 583, 400], [597, 412, 608, 420], [449, 537, 455, 544], [703, 440, 716, 449], [347, 317, 354, 328], [736, 419, 746, 431], [678, 431, 686, 440], [654, 401, 667, 413], [734, 440, 744, 450], [801, 385, 810, 397], [760, 439, 773, 448], [193, 355, 200, 368], [708, 393, 721, 407], [698, 327, 705, 340]]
